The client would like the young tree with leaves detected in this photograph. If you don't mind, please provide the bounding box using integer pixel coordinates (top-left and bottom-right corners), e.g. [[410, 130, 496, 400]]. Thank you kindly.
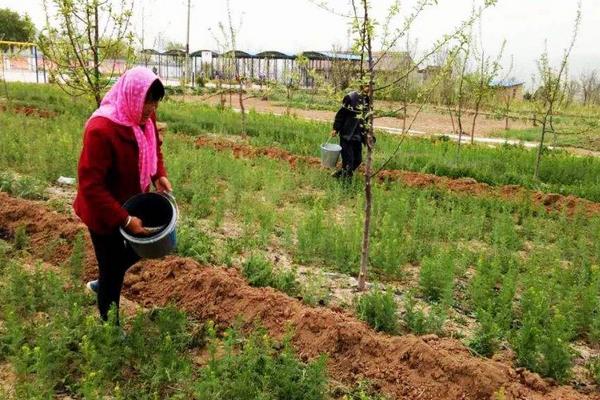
[[455, 32, 471, 157], [579, 70, 600, 106], [533, 3, 581, 180], [282, 54, 308, 116], [495, 56, 515, 131], [212, 0, 247, 136], [39, 0, 135, 107], [317, 0, 495, 291], [468, 33, 505, 144], [350, 0, 376, 291]]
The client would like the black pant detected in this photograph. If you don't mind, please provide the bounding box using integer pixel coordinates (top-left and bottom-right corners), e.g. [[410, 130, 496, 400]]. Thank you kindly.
[[89, 229, 140, 322], [340, 138, 363, 178]]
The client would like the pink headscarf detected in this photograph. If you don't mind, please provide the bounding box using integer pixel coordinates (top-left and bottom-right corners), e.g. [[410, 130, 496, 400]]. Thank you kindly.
[[88, 67, 160, 191]]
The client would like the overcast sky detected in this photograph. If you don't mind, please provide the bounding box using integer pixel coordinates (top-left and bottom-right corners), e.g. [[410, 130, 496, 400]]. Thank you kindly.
[[2, 0, 599, 84]]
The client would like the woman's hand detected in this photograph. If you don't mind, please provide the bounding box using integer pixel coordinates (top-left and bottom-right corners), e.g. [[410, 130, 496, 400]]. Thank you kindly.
[[154, 176, 172, 193], [331, 130, 338, 137], [125, 216, 149, 236]]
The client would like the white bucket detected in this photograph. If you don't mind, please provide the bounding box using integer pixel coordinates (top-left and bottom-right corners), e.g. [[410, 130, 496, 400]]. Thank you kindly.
[[320, 143, 342, 168]]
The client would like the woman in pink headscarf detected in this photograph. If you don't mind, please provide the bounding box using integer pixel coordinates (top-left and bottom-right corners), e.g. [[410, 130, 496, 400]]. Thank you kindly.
[[74, 67, 172, 322]]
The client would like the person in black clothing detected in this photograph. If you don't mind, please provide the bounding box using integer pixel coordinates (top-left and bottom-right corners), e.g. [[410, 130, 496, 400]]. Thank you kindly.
[[331, 87, 370, 179]]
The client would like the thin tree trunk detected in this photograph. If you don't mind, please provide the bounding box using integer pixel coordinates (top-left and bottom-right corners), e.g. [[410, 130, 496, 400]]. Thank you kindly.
[[447, 105, 456, 134], [93, 4, 101, 107], [238, 78, 246, 137], [470, 101, 480, 144], [218, 79, 226, 109], [456, 48, 468, 158], [457, 102, 464, 155], [358, 0, 374, 292], [534, 117, 547, 180], [402, 100, 408, 133], [550, 114, 557, 145]]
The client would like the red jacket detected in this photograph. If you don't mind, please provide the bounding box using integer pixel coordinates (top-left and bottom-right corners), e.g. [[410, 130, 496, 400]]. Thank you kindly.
[[73, 115, 167, 234]]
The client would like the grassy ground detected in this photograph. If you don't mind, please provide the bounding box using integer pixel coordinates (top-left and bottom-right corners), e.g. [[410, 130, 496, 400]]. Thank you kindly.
[[5, 82, 600, 201], [0, 238, 390, 400], [1, 82, 600, 384], [157, 101, 600, 202]]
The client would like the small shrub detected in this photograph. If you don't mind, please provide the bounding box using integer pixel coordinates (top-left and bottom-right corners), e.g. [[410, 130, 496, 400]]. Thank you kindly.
[[588, 357, 600, 385], [176, 221, 214, 264], [0, 172, 47, 200], [272, 268, 300, 297], [402, 291, 447, 336], [300, 270, 331, 306], [0, 239, 11, 267], [242, 255, 299, 297], [511, 287, 574, 382], [68, 232, 85, 283], [419, 251, 455, 303], [339, 380, 389, 400], [242, 254, 274, 287], [356, 288, 398, 334], [212, 198, 226, 228], [191, 190, 213, 219], [14, 225, 28, 251], [491, 213, 521, 251], [469, 309, 502, 357], [195, 326, 328, 400]]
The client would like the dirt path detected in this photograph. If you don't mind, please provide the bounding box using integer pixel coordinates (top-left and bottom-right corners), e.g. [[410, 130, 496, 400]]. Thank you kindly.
[[1, 192, 598, 400], [190, 95, 531, 136], [195, 135, 600, 216]]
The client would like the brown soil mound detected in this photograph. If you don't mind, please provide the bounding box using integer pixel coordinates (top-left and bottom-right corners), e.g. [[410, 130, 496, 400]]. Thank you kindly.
[[196, 136, 600, 216], [196, 136, 322, 168], [1, 192, 598, 399], [0, 103, 57, 119]]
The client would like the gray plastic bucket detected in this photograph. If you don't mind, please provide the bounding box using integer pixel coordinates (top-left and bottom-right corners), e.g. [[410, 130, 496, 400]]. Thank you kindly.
[[320, 142, 342, 168], [120, 192, 178, 259]]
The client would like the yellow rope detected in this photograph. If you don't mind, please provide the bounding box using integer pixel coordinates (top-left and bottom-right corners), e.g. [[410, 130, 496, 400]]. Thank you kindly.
[[0, 40, 35, 47]]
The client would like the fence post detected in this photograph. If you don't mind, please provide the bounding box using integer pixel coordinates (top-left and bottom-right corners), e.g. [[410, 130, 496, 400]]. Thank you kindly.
[[34, 46, 39, 83]]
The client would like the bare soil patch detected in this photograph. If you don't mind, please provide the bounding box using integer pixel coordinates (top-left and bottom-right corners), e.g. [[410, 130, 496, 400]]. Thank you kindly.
[[1, 192, 599, 399]]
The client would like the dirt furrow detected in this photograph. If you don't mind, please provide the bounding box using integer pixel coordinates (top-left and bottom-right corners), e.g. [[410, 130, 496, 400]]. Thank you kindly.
[[0, 192, 598, 400], [195, 135, 600, 216]]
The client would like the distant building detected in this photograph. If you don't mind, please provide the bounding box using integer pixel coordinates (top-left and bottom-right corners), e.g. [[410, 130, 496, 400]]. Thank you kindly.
[[491, 79, 525, 101], [417, 65, 442, 84], [372, 51, 414, 72]]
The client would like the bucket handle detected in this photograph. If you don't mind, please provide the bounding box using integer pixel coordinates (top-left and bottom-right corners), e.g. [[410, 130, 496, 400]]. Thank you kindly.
[[324, 133, 336, 145]]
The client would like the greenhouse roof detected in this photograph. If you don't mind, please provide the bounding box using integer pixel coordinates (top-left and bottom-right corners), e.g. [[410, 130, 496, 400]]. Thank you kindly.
[[139, 49, 362, 61], [255, 51, 295, 59], [162, 49, 186, 56], [221, 50, 255, 58]]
